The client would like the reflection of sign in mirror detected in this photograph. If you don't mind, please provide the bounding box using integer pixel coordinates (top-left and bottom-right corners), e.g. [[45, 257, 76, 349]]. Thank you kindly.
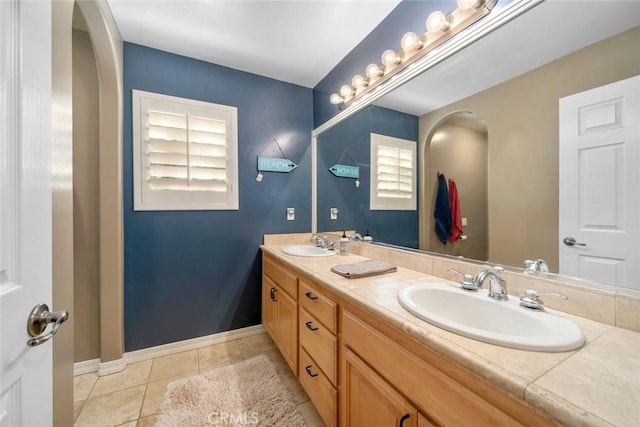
[[258, 156, 297, 173], [329, 164, 359, 179]]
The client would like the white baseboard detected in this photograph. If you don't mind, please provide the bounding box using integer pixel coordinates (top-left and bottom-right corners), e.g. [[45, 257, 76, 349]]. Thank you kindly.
[[73, 324, 266, 376], [98, 357, 127, 376], [74, 358, 100, 376]]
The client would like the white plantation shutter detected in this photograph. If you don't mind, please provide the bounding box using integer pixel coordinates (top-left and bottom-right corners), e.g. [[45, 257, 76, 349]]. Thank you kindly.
[[133, 90, 238, 210], [370, 133, 417, 210]]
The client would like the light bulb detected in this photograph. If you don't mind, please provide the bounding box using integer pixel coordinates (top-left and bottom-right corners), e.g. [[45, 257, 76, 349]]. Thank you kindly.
[[401, 32, 423, 51], [381, 49, 401, 66], [330, 93, 344, 105], [352, 74, 368, 88], [457, 0, 480, 10], [365, 63, 382, 79], [340, 85, 354, 98], [426, 11, 449, 32], [256, 172, 263, 182]]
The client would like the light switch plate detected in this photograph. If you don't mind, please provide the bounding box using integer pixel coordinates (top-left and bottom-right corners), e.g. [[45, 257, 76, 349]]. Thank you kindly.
[[330, 208, 339, 220], [287, 208, 295, 221], [462, 217, 468, 226]]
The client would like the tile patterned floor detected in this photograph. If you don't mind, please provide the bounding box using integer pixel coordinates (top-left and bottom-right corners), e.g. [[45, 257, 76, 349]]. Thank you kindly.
[[73, 333, 325, 426]]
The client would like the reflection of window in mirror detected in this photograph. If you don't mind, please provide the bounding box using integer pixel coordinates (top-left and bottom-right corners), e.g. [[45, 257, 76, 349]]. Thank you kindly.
[[370, 133, 417, 211]]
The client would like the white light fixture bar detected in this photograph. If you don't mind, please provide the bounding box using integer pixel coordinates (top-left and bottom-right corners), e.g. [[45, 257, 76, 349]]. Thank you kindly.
[[330, 0, 499, 107]]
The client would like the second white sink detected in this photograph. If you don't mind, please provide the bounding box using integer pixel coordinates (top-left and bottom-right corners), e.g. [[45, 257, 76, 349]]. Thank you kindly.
[[398, 283, 585, 352], [281, 245, 336, 257]]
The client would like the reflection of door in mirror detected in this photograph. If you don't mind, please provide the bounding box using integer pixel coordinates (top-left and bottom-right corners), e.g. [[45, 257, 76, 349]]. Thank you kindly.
[[559, 75, 640, 290], [426, 112, 488, 261]]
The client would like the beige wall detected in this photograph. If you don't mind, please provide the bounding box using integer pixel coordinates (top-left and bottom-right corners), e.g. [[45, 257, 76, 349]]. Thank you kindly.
[[419, 26, 640, 273], [72, 28, 100, 362], [428, 123, 488, 261]]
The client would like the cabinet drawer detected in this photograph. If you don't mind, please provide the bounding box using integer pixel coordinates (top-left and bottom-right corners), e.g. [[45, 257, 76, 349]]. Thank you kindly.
[[299, 307, 337, 385], [264, 256, 297, 298], [299, 347, 337, 427], [299, 279, 336, 333]]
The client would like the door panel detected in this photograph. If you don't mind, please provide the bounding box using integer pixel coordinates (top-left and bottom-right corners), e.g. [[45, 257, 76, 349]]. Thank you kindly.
[[0, 0, 53, 425]]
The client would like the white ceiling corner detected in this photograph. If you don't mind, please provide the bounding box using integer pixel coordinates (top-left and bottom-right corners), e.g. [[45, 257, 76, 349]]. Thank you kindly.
[[106, 0, 403, 88]]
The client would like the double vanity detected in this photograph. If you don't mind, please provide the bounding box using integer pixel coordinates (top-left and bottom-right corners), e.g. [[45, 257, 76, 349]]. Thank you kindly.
[[262, 234, 639, 427]]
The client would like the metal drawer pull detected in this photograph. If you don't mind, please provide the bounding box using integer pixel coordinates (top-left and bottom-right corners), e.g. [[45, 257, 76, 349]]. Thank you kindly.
[[269, 287, 278, 301], [305, 291, 318, 300], [399, 414, 410, 427], [305, 365, 318, 377], [26, 304, 69, 347], [305, 321, 319, 331]]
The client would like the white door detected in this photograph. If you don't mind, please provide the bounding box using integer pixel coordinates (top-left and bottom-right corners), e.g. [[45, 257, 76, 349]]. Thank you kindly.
[[559, 75, 640, 290], [1, 1, 59, 425]]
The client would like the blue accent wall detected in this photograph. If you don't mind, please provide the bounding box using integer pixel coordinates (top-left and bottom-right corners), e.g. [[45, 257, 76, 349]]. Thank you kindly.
[[313, 0, 516, 128], [317, 105, 419, 248], [123, 43, 313, 351]]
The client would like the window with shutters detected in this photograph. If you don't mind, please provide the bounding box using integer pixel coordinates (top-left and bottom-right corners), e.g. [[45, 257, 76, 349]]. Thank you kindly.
[[370, 133, 417, 211], [132, 90, 239, 211]]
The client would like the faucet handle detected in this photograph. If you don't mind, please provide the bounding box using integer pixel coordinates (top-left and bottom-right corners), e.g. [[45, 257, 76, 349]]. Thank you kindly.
[[447, 269, 477, 291], [519, 289, 568, 310]]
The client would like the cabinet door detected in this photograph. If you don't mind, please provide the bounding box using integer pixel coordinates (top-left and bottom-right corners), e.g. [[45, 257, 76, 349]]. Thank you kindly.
[[276, 288, 298, 373], [343, 348, 417, 427], [262, 278, 277, 337]]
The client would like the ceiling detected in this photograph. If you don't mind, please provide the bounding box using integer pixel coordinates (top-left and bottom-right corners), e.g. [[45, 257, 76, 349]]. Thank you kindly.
[[105, 0, 403, 88]]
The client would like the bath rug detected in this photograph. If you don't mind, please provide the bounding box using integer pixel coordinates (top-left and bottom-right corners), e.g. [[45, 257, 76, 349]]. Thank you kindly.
[[155, 355, 305, 427]]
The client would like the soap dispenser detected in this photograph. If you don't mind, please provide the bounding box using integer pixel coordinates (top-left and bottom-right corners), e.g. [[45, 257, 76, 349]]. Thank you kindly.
[[339, 230, 350, 256], [363, 230, 373, 243]]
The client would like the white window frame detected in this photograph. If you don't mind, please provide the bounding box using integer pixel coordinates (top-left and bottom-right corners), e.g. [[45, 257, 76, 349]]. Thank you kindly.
[[132, 90, 239, 211], [370, 133, 417, 211]]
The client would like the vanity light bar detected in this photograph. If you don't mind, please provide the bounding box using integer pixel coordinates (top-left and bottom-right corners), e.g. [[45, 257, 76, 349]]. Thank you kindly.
[[330, 0, 498, 106]]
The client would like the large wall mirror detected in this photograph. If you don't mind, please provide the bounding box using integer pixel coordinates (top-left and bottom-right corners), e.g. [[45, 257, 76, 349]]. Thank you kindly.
[[314, 0, 640, 293]]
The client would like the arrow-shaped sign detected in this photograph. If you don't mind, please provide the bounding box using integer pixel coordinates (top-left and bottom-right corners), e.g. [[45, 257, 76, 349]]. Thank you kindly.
[[258, 156, 298, 173], [329, 164, 359, 179]]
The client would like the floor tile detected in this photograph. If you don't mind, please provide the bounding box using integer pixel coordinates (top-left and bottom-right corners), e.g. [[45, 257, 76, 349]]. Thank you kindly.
[[74, 400, 85, 421], [74, 372, 98, 402], [198, 341, 243, 372], [90, 360, 152, 398], [148, 350, 198, 382], [139, 376, 177, 418], [236, 333, 277, 359], [136, 415, 156, 427], [75, 385, 146, 427], [297, 400, 326, 427]]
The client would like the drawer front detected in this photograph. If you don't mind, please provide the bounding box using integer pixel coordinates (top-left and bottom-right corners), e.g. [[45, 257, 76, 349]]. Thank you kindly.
[[299, 307, 337, 385], [299, 347, 337, 427], [299, 279, 337, 333], [264, 256, 297, 298]]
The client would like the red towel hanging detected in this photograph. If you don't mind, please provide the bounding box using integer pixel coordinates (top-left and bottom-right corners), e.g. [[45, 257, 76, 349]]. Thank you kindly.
[[449, 180, 463, 242]]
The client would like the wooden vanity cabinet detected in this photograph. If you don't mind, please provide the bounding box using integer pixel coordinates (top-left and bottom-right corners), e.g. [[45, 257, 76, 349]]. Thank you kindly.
[[262, 253, 555, 427], [262, 255, 298, 373]]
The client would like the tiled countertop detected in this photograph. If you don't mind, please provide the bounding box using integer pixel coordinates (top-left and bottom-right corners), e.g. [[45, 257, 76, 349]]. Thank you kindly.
[[261, 245, 640, 427]]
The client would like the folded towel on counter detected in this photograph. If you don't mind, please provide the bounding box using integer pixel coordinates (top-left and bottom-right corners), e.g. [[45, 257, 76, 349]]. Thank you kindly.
[[330, 260, 397, 279]]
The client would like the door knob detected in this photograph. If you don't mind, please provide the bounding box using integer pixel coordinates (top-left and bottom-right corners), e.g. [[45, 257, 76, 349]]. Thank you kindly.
[[26, 304, 69, 347], [563, 237, 586, 247]]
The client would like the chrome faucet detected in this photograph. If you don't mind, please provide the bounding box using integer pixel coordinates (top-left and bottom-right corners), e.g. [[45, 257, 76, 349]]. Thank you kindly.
[[524, 259, 549, 273], [310, 234, 327, 249], [474, 267, 508, 301], [349, 232, 363, 241]]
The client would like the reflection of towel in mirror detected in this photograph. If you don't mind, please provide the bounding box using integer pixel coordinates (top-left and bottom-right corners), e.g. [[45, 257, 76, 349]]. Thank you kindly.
[[449, 180, 463, 242], [434, 173, 451, 244]]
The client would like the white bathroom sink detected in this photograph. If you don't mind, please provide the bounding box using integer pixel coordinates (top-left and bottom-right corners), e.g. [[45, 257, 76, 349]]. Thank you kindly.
[[398, 283, 585, 352], [281, 245, 336, 257]]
